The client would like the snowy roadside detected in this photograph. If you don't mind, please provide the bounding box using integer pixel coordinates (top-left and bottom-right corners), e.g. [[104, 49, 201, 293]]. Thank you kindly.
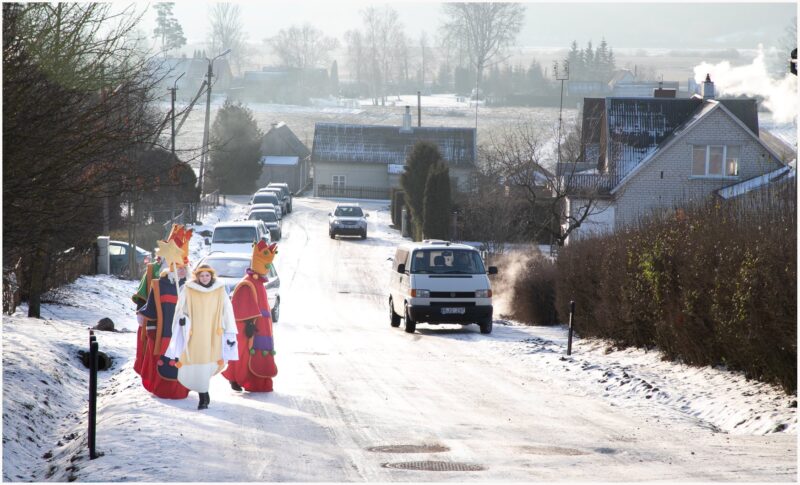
[[2, 197, 796, 481]]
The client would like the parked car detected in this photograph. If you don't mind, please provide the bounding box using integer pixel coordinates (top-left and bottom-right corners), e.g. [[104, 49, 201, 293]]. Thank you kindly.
[[267, 183, 292, 213], [388, 240, 498, 334], [248, 208, 281, 241], [248, 202, 281, 219], [205, 220, 271, 254], [250, 192, 283, 218], [256, 188, 288, 215], [328, 203, 368, 239], [109, 240, 152, 275], [194, 252, 281, 322]]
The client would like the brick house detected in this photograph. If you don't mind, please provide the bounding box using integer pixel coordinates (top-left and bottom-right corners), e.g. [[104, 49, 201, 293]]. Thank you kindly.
[[561, 75, 793, 242], [310, 107, 477, 199]]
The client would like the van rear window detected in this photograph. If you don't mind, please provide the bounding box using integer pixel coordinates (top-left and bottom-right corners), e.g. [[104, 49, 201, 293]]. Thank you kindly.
[[410, 249, 486, 275]]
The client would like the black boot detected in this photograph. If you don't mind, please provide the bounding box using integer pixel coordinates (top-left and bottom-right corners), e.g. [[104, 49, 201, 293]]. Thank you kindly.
[[230, 381, 243, 392], [198, 392, 209, 410]]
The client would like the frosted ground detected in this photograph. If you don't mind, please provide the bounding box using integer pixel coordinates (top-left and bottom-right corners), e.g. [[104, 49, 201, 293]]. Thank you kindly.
[[2, 197, 796, 482]]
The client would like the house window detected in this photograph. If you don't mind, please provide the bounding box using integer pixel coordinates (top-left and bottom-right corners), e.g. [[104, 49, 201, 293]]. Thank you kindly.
[[332, 175, 346, 189], [691, 145, 739, 177]]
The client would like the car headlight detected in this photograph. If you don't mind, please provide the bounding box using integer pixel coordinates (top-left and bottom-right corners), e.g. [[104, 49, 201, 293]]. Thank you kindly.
[[411, 289, 430, 298], [475, 289, 492, 298]]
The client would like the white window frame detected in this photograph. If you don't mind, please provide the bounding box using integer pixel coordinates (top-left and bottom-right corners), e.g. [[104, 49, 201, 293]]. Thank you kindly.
[[332, 175, 346, 189], [691, 145, 740, 178]]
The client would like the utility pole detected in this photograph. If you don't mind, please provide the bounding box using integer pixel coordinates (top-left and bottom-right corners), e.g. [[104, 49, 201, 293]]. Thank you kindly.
[[169, 72, 185, 156], [553, 60, 569, 165], [474, 65, 481, 131], [198, 49, 231, 196]]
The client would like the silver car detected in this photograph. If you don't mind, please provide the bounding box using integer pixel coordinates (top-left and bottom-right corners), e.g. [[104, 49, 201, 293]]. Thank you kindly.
[[328, 203, 368, 239], [195, 252, 281, 322]]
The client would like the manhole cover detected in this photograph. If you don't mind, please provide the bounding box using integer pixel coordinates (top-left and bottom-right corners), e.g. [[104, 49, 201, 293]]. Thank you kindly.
[[518, 445, 588, 456], [367, 444, 449, 453], [382, 461, 485, 472]]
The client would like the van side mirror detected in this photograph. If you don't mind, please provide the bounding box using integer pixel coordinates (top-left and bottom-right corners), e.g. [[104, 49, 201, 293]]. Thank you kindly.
[[397, 263, 405, 274], [327, 212, 332, 216], [204, 237, 211, 246], [365, 213, 369, 217], [488, 266, 498, 275]]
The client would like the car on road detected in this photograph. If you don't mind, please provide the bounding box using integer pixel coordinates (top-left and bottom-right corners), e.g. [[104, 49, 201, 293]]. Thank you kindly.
[[328, 203, 368, 239], [194, 252, 281, 322], [388, 240, 498, 334], [205, 220, 271, 254], [109, 240, 152, 275], [250, 192, 283, 218], [248, 208, 282, 241], [256, 187, 289, 215], [267, 183, 292, 213]]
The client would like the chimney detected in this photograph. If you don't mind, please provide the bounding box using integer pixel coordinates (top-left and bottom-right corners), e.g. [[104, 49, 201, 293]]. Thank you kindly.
[[400, 106, 412, 133], [702, 73, 715, 100], [654, 81, 676, 98]]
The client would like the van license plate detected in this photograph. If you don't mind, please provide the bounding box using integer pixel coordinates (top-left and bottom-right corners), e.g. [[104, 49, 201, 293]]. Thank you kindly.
[[441, 307, 465, 315]]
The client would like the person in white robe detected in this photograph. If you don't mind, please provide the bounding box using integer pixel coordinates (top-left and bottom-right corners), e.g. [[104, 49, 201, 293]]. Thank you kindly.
[[165, 264, 238, 409]]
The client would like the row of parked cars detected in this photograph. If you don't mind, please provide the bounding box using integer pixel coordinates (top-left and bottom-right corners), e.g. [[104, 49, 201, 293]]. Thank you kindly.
[[196, 182, 293, 321]]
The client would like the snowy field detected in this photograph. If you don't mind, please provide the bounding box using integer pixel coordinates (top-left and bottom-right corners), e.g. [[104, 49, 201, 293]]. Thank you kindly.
[[2, 196, 796, 482]]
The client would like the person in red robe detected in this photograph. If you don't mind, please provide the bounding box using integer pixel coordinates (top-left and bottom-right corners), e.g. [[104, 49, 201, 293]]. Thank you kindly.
[[132, 258, 162, 376], [222, 240, 278, 392], [137, 225, 192, 399]]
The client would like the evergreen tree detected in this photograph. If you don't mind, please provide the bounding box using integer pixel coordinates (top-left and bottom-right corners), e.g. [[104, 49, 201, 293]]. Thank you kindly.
[[400, 142, 442, 240], [330, 60, 339, 94], [437, 63, 451, 91], [207, 99, 263, 194], [454, 66, 472, 95], [153, 3, 186, 54], [582, 40, 595, 80], [527, 59, 547, 92], [566, 41, 583, 80], [422, 162, 451, 240]]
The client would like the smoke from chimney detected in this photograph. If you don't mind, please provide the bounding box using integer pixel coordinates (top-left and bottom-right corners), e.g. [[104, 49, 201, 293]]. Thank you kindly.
[[693, 46, 798, 123]]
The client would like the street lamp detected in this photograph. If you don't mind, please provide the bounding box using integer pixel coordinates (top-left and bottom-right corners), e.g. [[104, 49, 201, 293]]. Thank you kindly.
[[198, 48, 231, 195], [169, 72, 185, 155]]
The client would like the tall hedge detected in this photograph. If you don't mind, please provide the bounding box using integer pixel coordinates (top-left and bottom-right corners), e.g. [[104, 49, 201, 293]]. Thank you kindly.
[[556, 190, 796, 392], [401, 142, 442, 240], [422, 162, 451, 240]]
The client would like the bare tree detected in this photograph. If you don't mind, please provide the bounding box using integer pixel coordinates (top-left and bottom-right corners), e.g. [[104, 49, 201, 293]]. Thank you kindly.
[[440, 3, 525, 89], [477, 119, 610, 247], [3, 3, 177, 316], [360, 5, 405, 105], [344, 29, 367, 90], [208, 3, 245, 73], [269, 24, 339, 70]]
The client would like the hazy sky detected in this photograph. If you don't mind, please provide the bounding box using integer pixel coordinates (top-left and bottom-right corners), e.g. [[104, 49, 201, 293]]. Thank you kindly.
[[145, 1, 796, 50]]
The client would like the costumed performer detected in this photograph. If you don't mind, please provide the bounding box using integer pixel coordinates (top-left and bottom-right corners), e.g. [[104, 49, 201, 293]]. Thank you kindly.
[[222, 240, 279, 393], [137, 225, 192, 399], [164, 264, 238, 410]]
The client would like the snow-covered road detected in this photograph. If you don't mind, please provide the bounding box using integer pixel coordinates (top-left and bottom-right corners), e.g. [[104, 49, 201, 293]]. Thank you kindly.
[[3, 196, 796, 482]]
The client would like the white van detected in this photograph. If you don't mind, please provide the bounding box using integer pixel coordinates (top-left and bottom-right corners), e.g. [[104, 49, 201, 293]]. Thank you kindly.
[[388, 240, 498, 334]]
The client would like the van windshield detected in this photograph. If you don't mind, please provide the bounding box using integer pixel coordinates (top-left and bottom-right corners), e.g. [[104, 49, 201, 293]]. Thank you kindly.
[[410, 249, 486, 275], [213, 227, 257, 244]]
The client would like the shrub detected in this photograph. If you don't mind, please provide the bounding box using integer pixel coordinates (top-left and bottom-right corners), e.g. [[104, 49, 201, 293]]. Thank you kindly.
[[556, 188, 796, 392]]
